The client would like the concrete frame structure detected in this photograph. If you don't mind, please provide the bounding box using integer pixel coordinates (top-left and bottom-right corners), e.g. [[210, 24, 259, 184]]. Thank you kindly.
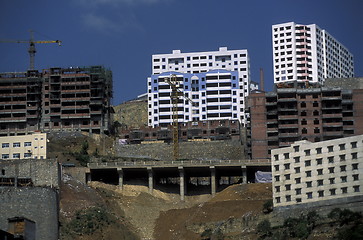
[[0, 132, 47, 160], [149, 47, 257, 126], [271, 135, 363, 208], [247, 86, 363, 160], [0, 66, 113, 136], [272, 22, 354, 85], [88, 162, 250, 201]]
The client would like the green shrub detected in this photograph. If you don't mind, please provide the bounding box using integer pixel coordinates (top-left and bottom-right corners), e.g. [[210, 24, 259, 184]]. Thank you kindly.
[[263, 199, 273, 213], [65, 206, 114, 235], [257, 219, 272, 236]]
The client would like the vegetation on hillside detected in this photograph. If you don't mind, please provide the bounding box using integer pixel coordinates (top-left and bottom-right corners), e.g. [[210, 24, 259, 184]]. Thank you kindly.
[[257, 208, 363, 240]]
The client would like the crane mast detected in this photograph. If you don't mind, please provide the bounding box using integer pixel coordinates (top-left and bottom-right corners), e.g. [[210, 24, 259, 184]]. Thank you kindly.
[[165, 74, 195, 161]]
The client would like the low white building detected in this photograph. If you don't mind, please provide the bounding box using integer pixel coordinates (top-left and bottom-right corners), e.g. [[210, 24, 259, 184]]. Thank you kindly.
[[0, 132, 47, 160], [271, 135, 363, 208]]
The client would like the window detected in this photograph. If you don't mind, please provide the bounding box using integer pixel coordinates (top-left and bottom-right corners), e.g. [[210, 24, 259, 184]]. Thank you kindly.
[[341, 187, 348, 194], [275, 186, 280, 192], [304, 149, 310, 156], [276, 197, 281, 203], [329, 167, 335, 173], [317, 169, 323, 175], [317, 179, 324, 186], [274, 165, 280, 171], [13, 153, 20, 158], [285, 184, 291, 191], [341, 176, 347, 183], [353, 185, 360, 192], [284, 153, 289, 159], [352, 152, 358, 159], [295, 167, 300, 174], [353, 174, 359, 181], [274, 154, 279, 161], [307, 192, 313, 199], [318, 190, 324, 197], [305, 160, 311, 167], [13, 142, 21, 147], [295, 178, 301, 184], [339, 155, 346, 161], [306, 181, 312, 188], [306, 171, 311, 177], [295, 188, 302, 195], [328, 156, 334, 163], [2, 143, 9, 148], [284, 163, 290, 170], [2, 154, 9, 159], [275, 175, 280, 181], [286, 195, 291, 202], [329, 178, 335, 184], [340, 165, 346, 172], [293, 145, 300, 152], [330, 189, 336, 196], [285, 174, 291, 180], [339, 144, 345, 150], [24, 153, 31, 158], [316, 147, 322, 154], [316, 158, 322, 165], [351, 141, 357, 149], [328, 145, 334, 152], [294, 156, 300, 163], [352, 163, 358, 170]]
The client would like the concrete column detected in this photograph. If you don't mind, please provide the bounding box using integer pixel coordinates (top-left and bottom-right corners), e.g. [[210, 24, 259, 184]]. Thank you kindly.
[[86, 172, 91, 183], [210, 166, 216, 196], [241, 166, 247, 184], [178, 166, 185, 201], [117, 168, 123, 190], [147, 167, 153, 194]]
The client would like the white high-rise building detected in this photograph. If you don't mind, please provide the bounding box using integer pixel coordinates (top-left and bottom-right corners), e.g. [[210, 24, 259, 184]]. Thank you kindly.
[[148, 47, 257, 127], [272, 22, 354, 85]]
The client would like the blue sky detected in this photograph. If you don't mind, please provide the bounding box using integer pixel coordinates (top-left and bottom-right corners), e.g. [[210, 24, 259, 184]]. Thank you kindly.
[[1, 0, 362, 105]]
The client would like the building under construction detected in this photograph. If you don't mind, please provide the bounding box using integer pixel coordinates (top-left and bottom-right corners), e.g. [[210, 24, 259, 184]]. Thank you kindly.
[[0, 66, 112, 136], [247, 79, 363, 161]]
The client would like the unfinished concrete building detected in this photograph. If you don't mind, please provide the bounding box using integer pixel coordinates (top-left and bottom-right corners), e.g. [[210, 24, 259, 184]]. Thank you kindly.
[[247, 85, 363, 161], [0, 66, 113, 136]]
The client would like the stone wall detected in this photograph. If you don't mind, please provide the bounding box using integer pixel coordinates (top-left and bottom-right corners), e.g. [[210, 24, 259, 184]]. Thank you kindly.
[[269, 195, 363, 227], [116, 140, 245, 160], [0, 187, 59, 240], [0, 159, 60, 189]]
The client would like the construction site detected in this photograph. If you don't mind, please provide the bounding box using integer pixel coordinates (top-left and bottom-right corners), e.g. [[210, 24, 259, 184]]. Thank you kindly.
[[0, 66, 113, 136]]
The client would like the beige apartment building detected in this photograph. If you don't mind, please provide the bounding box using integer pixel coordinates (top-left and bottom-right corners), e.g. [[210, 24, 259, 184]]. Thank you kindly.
[[271, 134, 363, 208], [0, 132, 47, 160]]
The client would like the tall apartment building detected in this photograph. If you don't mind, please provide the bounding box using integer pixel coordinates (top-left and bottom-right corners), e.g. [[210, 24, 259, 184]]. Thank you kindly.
[[271, 135, 363, 208], [272, 22, 354, 85], [247, 86, 363, 160], [148, 70, 245, 127], [0, 66, 113, 136], [149, 47, 257, 126]]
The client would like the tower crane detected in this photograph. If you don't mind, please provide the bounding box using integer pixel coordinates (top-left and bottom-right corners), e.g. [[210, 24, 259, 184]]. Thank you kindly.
[[0, 30, 61, 70], [164, 74, 196, 160]]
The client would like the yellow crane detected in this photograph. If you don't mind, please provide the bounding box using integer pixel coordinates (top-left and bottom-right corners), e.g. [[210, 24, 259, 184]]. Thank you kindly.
[[164, 74, 196, 160], [0, 30, 61, 70]]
